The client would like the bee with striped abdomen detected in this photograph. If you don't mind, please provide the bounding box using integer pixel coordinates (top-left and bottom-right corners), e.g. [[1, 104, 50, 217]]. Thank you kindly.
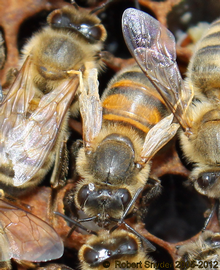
[[67, 64, 178, 228], [0, 2, 107, 195], [122, 9, 220, 212]]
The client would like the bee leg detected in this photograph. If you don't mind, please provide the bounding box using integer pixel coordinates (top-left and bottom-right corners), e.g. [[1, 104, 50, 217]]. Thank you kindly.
[[142, 177, 162, 204], [63, 188, 78, 219], [70, 139, 83, 182], [13, 260, 36, 270], [202, 199, 219, 231], [138, 177, 162, 219], [0, 32, 5, 70], [50, 135, 69, 189], [0, 261, 11, 270], [49, 134, 70, 224]]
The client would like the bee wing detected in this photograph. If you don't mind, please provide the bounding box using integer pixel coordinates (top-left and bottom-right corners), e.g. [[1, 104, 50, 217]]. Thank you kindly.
[[141, 114, 179, 162], [0, 57, 34, 160], [5, 74, 79, 186], [79, 68, 102, 148], [0, 199, 63, 262], [122, 8, 193, 131]]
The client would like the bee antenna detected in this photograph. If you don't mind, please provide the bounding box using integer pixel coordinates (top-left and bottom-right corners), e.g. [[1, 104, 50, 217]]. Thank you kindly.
[[109, 187, 143, 232], [54, 211, 98, 236], [70, 0, 79, 10], [119, 187, 143, 223], [90, 0, 113, 14], [109, 219, 156, 252], [124, 222, 156, 252]]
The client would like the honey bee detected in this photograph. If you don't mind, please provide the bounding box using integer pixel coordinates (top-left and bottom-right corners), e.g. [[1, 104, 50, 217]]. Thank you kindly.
[[0, 190, 63, 268], [176, 230, 220, 270], [0, 2, 107, 195], [79, 229, 155, 270], [56, 210, 156, 270], [122, 9, 220, 210], [69, 62, 179, 228]]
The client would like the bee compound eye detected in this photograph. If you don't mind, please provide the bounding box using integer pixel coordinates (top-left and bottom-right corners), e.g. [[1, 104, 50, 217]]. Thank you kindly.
[[83, 247, 99, 264], [211, 235, 220, 247], [116, 236, 138, 254], [197, 172, 218, 189], [125, 237, 138, 252], [118, 189, 131, 208], [89, 25, 103, 41], [77, 185, 91, 206], [50, 11, 71, 28]]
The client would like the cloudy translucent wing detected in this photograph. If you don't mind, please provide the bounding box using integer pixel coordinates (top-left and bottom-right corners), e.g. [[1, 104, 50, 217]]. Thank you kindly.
[[122, 8, 193, 130], [0, 57, 34, 162], [5, 75, 79, 186], [0, 199, 63, 262], [141, 114, 179, 162], [79, 68, 102, 148]]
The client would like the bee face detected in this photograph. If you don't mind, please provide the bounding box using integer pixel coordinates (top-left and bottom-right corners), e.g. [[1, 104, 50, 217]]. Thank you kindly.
[[47, 6, 107, 43], [22, 5, 106, 93], [79, 229, 155, 270], [121, 8, 220, 205], [76, 182, 133, 224]]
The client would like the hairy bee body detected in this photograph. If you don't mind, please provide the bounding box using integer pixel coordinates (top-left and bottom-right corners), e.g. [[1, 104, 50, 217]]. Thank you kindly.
[[0, 4, 106, 195], [74, 64, 177, 227], [180, 18, 220, 197], [79, 229, 155, 270], [177, 231, 220, 270], [122, 8, 220, 206], [21, 9, 105, 95], [188, 20, 220, 98]]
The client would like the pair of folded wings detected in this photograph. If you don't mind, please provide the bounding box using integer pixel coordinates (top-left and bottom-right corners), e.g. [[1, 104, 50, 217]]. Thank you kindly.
[[0, 56, 79, 187]]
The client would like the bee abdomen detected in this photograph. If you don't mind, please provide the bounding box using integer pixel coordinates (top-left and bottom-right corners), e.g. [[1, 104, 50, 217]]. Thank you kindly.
[[189, 19, 220, 95], [102, 69, 168, 134]]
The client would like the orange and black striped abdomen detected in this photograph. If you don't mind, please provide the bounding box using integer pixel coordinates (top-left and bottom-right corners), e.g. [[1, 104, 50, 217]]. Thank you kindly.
[[102, 67, 168, 134], [189, 19, 220, 95]]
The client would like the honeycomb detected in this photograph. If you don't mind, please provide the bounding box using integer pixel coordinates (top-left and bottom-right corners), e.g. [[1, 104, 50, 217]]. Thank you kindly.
[[0, 0, 220, 269]]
